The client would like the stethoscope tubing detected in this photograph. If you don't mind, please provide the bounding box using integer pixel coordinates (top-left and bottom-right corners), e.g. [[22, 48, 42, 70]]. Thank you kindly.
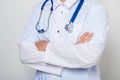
[[36, 0, 84, 33], [36, 0, 53, 33]]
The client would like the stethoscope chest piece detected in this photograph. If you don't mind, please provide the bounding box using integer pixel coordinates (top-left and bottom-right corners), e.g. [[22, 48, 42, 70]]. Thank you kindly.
[[36, 0, 84, 34], [65, 22, 73, 33]]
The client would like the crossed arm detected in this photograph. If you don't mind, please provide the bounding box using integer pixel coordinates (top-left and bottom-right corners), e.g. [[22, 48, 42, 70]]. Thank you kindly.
[[35, 32, 93, 52], [18, 5, 108, 69]]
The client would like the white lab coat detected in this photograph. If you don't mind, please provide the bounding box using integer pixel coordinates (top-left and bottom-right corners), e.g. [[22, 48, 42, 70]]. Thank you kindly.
[[18, 0, 109, 80]]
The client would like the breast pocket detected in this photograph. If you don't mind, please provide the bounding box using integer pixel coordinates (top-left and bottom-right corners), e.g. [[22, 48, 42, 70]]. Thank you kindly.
[[67, 23, 83, 44]]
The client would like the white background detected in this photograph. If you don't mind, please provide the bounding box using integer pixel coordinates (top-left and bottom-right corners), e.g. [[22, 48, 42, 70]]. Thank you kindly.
[[0, 0, 120, 80]]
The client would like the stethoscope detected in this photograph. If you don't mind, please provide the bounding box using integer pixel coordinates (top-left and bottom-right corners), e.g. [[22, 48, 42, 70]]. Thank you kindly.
[[36, 0, 84, 33]]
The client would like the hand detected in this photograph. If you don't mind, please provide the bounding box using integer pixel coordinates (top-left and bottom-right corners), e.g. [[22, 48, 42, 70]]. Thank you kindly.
[[35, 41, 48, 51], [76, 32, 94, 44]]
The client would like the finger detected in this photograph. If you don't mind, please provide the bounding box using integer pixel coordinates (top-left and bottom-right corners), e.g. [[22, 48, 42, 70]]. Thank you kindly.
[[76, 32, 89, 43], [81, 36, 92, 43], [80, 32, 89, 40], [84, 36, 92, 42], [79, 33, 93, 43], [76, 32, 93, 44], [83, 33, 93, 41], [35, 41, 45, 49], [79, 32, 92, 43], [80, 32, 92, 41], [81, 33, 93, 43], [35, 42, 39, 47]]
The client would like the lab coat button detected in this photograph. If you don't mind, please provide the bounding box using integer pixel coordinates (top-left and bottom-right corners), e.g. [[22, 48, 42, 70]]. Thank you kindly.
[[61, 11, 63, 14], [57, 30, 60, 33]]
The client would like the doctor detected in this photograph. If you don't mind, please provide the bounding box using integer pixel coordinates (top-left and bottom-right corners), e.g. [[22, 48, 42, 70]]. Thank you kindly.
[[18, 0, 109, 80]]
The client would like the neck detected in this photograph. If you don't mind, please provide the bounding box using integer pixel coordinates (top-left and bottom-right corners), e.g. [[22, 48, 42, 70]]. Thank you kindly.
[[60, 0, 66, 3]]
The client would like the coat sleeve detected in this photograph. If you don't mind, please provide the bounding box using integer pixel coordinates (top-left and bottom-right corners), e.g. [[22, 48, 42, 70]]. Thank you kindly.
[[17, 3, 63, 75], [44, 5, 109, 68], [18, 3, 45, 64]]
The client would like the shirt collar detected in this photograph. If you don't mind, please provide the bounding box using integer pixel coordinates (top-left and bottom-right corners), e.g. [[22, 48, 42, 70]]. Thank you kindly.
[[54, 0, 79, 9]]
